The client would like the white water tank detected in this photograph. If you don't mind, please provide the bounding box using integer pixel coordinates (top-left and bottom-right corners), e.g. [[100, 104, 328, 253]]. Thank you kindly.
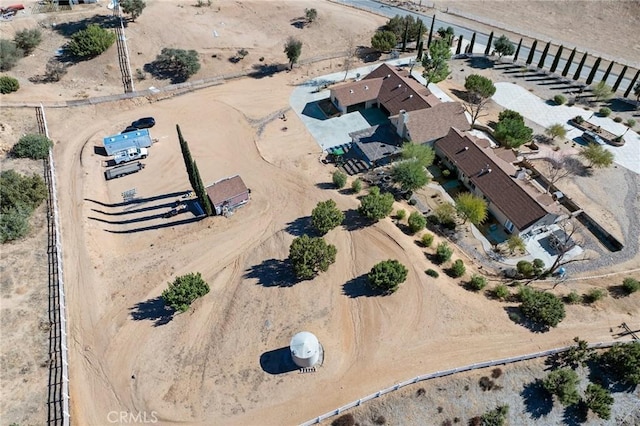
[[290, 332, 320, 368]]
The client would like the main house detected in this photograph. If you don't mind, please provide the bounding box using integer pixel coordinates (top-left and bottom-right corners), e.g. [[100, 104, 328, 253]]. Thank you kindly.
[[328, 63, 469, 169], [434, 128, 563, 237]]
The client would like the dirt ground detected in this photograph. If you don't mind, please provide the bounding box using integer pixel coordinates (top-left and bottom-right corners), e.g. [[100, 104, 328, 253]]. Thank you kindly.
[[1, 1, 640, 426]]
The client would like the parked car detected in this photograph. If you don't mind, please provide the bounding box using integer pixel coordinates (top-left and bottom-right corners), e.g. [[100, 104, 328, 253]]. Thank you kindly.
[[131, 117, 156, 129], [113, 147, 148, 165], [122, 126, 138, 134], [581, 130, 605, 145]]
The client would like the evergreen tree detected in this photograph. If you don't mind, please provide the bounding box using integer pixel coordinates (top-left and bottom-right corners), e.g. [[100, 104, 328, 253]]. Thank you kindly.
[[192, 161, 213, 216], [537, 42, 550, 69], [586, 57, 601, 85], [525, 40, 537, 65], [513, 38, 522, 62], [612, 65, 627, 92], [484, 31, 494, 56], [573, 53, 588, 81], [549, 45, 563, 73], [562, 47, 577, 77], [176, 125, 196, 190], [601, 61, 614, 83]]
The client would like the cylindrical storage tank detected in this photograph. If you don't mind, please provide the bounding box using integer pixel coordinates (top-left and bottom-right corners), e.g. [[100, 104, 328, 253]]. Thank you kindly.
[[290, 331, 320, 368]]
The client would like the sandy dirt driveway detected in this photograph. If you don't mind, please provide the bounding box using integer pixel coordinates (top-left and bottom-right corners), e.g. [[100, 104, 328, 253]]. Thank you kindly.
[[44, 70, 638, 426]]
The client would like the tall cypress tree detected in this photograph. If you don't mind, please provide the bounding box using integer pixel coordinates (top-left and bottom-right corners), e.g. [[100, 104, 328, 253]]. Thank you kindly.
[[549, 45, 563, 73], [525, 40, 538, 66], [468, 32, 476, 54], [513, 38, 523, 62], [585, 57, 601, 85], [573, 52, 588, 81], [402, 20, 409, 52], [176, 124, 196, 193], [537, 42, 550, 69], [624, 70, 640, 98], [612, 65, 627, 92], [484, 31, 494, 56], [562, 48, 577, 77], [427, 15, 435, 48], [192, 161, 213, 216], [601, 61, 615, 83], [455, 35, 463, 55], [416, 41, 424, 61]]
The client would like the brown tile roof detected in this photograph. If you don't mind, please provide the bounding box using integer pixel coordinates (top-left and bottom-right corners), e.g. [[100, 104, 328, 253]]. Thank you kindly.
[[435, 128, 548, 231], [404, 102, 470, 143], [330, 78, 384, 108], [205, 175, 248, 207]]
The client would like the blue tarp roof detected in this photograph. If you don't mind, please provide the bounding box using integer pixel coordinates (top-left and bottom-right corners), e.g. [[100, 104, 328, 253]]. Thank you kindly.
[[103, 129, 152, 154]]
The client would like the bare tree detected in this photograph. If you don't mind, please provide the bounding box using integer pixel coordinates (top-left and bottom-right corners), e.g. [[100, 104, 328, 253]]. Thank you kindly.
[[546, 219, 589, 276], [539, 155, 583, 193], [342, 37, 357, 82]]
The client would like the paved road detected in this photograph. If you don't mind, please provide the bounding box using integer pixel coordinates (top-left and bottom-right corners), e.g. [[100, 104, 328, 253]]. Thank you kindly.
[[336, 0, 637, 96]]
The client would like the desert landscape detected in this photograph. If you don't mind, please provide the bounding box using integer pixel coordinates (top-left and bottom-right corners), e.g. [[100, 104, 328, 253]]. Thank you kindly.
[[1, 1, 639, 426]]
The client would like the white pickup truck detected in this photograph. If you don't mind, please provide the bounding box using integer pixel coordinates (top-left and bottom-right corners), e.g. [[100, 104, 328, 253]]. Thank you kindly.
[[113, 147, 148, 165]]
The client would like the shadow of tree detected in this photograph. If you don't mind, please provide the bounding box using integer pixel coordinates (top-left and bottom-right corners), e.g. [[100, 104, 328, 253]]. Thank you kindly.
[[285, 216, 311, 237], [315, 182, 336, 190], [607, 285, 630, 299], [563, 401, 588, 426], [260, 347, 299, 375], [244, 258, 296, 287], [504, 306, 550, 333], [465, 56, 494, 69], [449, 88, 469, 102], [342, 208, 371, 232], [247, 63, 288, 79], [587, 357, 637, 393], [52, 14, 121, 37], [129, 296, 174, 326], [521, 379, 554, 420], [342, 274, 381, 298]]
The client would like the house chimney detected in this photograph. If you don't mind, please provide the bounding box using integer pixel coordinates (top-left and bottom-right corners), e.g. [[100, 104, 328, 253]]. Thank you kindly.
[[464, 146, 469, 150], [409, 94, 413, 98], [364, 85, 369, 90], [398, 84, 402, 88], [387, 74, 391, 78]]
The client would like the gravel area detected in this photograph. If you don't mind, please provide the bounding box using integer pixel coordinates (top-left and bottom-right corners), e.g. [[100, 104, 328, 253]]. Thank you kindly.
[[323, 355, 640, 426]]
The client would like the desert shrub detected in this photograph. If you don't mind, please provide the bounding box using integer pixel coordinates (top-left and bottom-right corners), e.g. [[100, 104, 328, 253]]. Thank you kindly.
[[67, 24, 116, 58], [613, 116, 622, 123], [543, 368, 580, 406], [435, 241, 453, 264], [351, 178, 362, 193], [0, 40, 23, 71], [553, 94, 566, 105], [626, 118, 637, 128], [311, 199, 344, 235], [450, 259, 466, 277], [468, 274, 487, 291], [416, 387, 426, 396], [161, 272, 209, 312], [421, 232, 434, 247], [584, 288, 606, 303], [481, 405, 509, 426], [0, 76, 19, 94], [442, 169, 451, 177], [598, 342, 640, 386], [407, 211, 426, 234], [479, 376, 495, 391], [332, 414, 355, 426], [14, 28, 42, 54], [598, 107, 611, 117], [0, 207, 31, 243], [516, 260, 534, 277], [426, 268, 439, 278], [150, 47, 201, 82], [519, 286, 565, 328], [491, 368, 503, 379], [372, 415, 386, 425], [0, 170, 47, 213], [395, 209, 406, 221], [573, 115, 584, 124], [289, 235, 337, 280], [622, 277, 640, 294], [332, 170, 347, 188], [493, 284, 509, 300], [12, 134, 53, 159], [368, 259, 408, 294], [565, 290, 581, 304]]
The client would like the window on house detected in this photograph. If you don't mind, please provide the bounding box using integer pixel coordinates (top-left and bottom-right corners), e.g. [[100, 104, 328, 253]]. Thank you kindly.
[[504, 219, 514, 233]]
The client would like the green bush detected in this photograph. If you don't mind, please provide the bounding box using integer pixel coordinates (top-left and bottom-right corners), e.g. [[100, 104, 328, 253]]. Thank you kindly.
[[598, 107, 611, 117], [407, 211, 426, 234], [0, 170, 47, 213], [468, 274, 487, 291], [0, 40, 24, 71], [613, 116, 623, 123], [310, 199, 344, 235], [493, 284, 510, 300], [395, 209, 406, 221], [626, 118, 637, 128], [450, 259, 466, 277], [12, 134, 53, 160], [573, 115, 584, 124], [289, 235, 337, 280], [435, 241, 453, 264], [553, 94, 566, 105], [584, 288, 606, 303], [67, 24, 116, 58], [425, 268, 439, 278], [332, 170, 347, 189], [622, 277, 640, 294], [14, 28, 42, 55], [442, 169, 451, 177], [161, 272, 209, 312], [368, 259, 408, 294], [516, 260, 534, 277], [0, 76, 19, 94], [351, 178, 362, 193], [421, 233, 434, 247], [565, 290, 581, 304], [518, 286, 565, 328], [0, 207, 31, 243]]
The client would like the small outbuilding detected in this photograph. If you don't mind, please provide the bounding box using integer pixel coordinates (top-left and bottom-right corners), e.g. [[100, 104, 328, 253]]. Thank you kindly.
[[205, 175, 250, 215], [290, 331, 321, 368]]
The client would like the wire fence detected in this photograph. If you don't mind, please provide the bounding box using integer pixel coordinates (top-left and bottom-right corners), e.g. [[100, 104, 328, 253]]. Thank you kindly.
[[38, 105, 71, 426], [300, 341, 623, 426]]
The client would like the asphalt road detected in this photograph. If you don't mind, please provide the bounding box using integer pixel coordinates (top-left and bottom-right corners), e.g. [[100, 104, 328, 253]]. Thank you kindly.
[[336, 0, 637, 96]]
